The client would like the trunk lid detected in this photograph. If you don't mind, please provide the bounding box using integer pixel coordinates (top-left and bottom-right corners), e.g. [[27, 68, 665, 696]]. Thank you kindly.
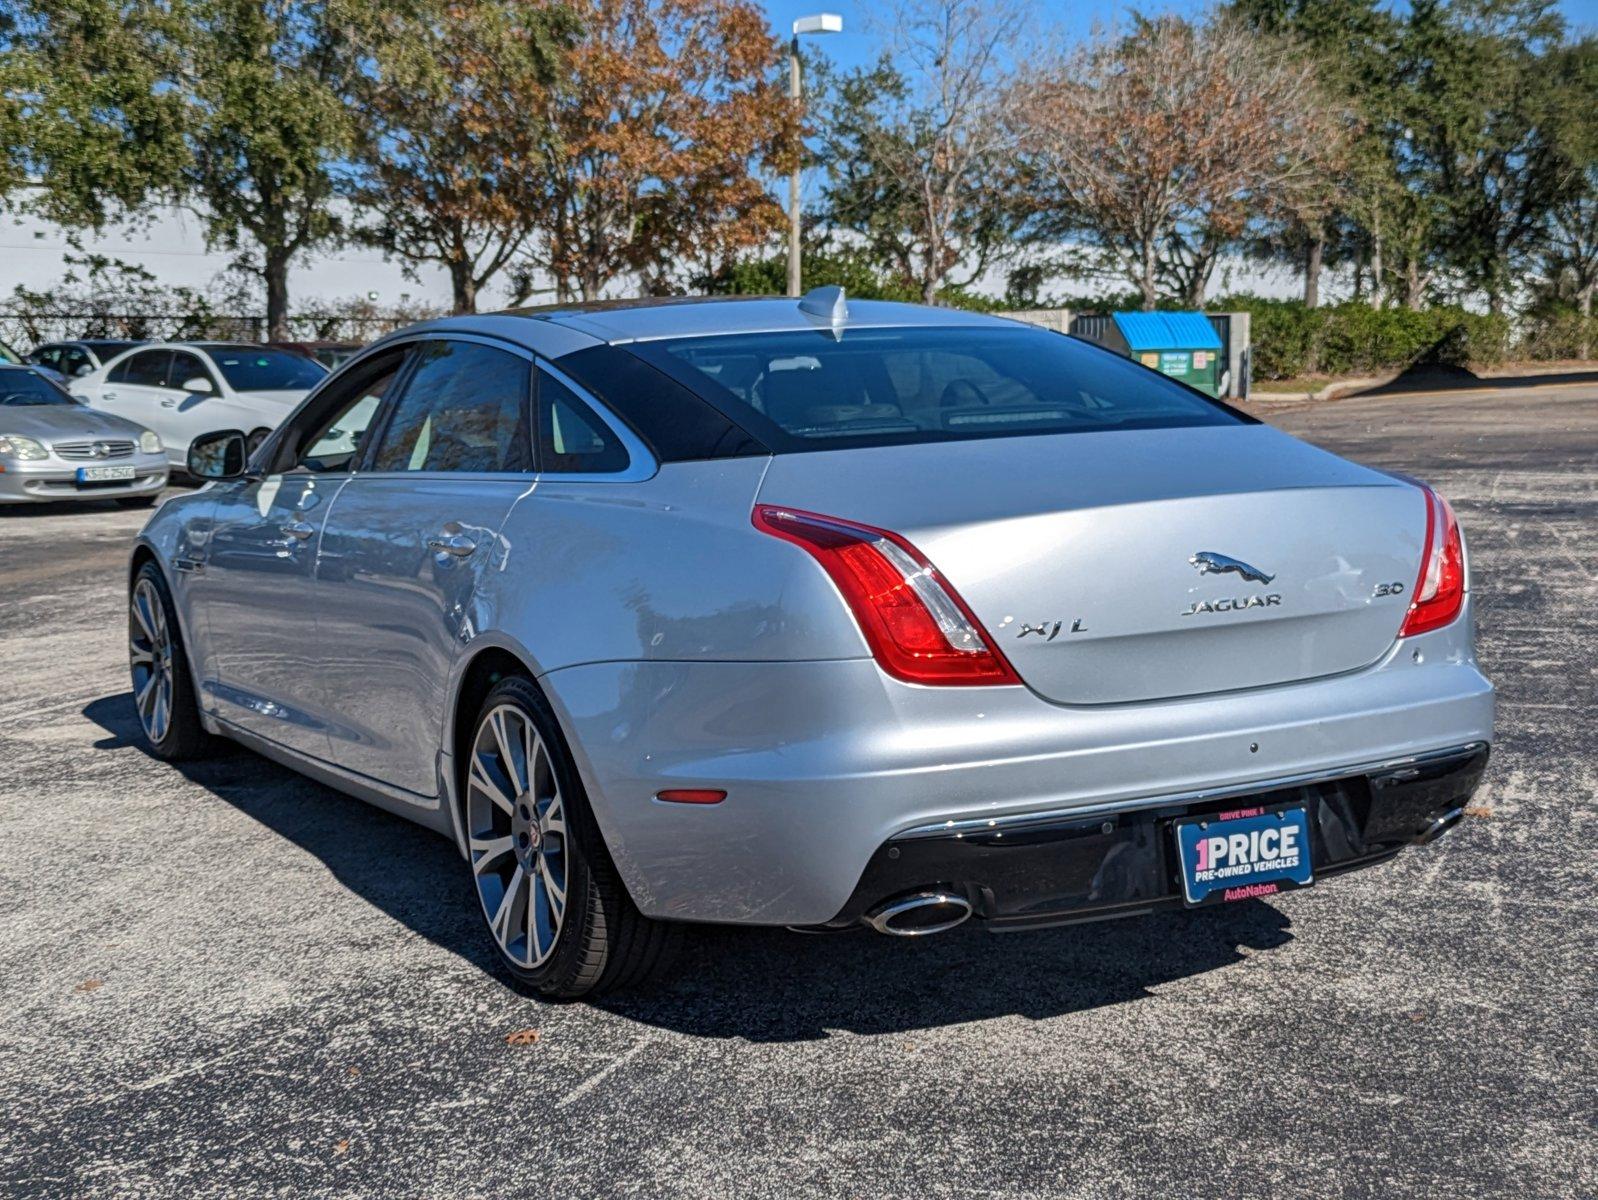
[[755, 426, 1427, 705]]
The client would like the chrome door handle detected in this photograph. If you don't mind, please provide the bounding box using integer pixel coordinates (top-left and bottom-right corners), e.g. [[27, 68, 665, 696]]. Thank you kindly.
[[281, 520, 317, 541], [100, 390, 118, 401], [160, 399, 178, 408], [427, 532, 478, 557]]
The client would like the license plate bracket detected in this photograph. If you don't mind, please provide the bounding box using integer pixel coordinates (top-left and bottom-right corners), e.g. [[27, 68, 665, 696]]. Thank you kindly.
[[1173, 802, 1314, 906]]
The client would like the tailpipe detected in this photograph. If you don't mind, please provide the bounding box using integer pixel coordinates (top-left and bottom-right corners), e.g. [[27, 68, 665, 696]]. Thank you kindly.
[[1413, 806, 1465, 846], [863, 890, 973, 937]]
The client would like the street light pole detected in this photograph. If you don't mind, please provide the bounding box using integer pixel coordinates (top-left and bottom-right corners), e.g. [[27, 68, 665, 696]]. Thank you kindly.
[[787, 14, 842, 298]]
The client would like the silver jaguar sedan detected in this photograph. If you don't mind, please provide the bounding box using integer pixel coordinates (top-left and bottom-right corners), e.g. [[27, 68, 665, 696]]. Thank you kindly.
[[0, 365, 168, 506], [127, 292, 1494, 997]]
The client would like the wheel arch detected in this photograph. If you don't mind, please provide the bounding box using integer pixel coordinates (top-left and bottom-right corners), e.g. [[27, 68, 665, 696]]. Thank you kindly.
[[443, 639, 643, 911]]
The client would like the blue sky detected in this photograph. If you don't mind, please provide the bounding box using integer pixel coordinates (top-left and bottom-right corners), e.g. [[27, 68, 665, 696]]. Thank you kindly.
[[758, 0, 1598, 74]]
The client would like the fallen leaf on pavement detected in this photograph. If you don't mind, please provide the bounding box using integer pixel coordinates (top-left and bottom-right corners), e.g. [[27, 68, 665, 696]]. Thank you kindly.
[[1464, 806, 1493, 819], [505, 1028, 542, 1046], [333, 1139, 350, 1156], [75, 979, 103, 993]]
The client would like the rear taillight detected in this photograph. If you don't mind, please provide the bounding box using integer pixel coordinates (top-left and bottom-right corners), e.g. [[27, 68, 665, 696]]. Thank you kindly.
[[752, 504, 1020, 687], [1399, 485, 1466, 637]]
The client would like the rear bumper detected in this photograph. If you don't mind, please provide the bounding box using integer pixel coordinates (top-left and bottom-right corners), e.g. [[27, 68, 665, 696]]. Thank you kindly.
[[825, 742, 1488, 932], [541, 602, 1494, 927]]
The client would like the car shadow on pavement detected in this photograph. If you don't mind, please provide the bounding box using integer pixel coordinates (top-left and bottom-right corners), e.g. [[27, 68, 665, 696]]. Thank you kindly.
[[86, 691, 1297, 1042]]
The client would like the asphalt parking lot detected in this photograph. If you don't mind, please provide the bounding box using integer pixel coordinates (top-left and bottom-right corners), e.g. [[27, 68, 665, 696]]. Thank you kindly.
[[1, 383, 1594, 1199]]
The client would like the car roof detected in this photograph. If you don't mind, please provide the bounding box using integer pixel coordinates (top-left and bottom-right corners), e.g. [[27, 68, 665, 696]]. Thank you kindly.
[[373, 295, 1023, 360]]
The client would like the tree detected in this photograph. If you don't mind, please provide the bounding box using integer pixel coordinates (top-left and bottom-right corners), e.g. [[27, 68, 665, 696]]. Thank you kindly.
[[1014, 13, 1345, 310], [1, 0, 189, 226], [1539, 36, 1598, 343], [511, 0, 790, 303], [1397, 0, 1566, 315], [176, 0, 351, 340], [337, 0, 573, 313], [818, 0, 1030, 306], [1230, 0, 1397, 307]]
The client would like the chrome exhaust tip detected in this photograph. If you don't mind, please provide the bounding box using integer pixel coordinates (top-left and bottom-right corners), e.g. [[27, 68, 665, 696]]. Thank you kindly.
[[1413, 806, 1466, 846], [863, 891, 973, 937]]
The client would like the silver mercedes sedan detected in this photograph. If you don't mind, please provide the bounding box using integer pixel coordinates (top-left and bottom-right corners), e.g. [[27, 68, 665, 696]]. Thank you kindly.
[[0, 366, 168, 506], [127, 293, 1494, 997]]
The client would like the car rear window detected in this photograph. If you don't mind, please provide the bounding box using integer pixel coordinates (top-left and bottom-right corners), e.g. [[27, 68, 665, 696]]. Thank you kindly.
[[633, 325, 1248, 451]]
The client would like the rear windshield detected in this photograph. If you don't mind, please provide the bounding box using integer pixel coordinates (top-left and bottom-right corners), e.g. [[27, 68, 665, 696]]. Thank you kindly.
[[201, 346, 327, 392], [0, 370, 75, 406], [633, 325, 1247, 450]]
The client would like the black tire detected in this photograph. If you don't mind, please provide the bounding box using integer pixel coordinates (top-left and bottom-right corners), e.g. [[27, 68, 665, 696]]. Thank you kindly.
[[116, 495, 159, 509], [464, 676, 680, 998], [128, 561, 213, 761]]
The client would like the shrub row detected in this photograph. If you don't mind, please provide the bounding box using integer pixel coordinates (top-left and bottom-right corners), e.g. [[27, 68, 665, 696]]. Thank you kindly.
[[1208, 296, 1595, 380]]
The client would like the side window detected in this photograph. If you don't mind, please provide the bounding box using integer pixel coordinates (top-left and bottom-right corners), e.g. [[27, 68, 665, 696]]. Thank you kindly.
[[166, 352, 215, 392], [61, 348, 92, 376], [369, 341, 531, 474], [535, 367, 629, 474], [114, 350, 173, 387], [294, 354, 405, 473], [31, 347, 61, 371]]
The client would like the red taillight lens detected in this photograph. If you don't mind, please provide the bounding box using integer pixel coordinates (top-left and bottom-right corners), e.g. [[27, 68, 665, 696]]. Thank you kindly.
[[655, 789, 727, 804], [1399, 485, 1466, 637], [753, 504, 1020, 687]]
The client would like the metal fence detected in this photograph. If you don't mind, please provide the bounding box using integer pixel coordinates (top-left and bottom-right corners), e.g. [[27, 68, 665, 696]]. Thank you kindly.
[[0, 311, 424, 350]]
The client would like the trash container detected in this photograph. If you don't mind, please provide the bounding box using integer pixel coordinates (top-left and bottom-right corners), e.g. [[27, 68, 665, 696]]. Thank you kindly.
[[1104, 312, 1225, 397]]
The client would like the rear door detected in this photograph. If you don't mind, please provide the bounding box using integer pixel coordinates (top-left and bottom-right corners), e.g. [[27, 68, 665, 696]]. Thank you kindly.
[[93, 349, 173, 435], [313, 337, 535, 795]]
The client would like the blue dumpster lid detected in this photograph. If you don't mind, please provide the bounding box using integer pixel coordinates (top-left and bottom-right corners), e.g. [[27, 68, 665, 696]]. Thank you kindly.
[[1111, 311, 1222, 352]]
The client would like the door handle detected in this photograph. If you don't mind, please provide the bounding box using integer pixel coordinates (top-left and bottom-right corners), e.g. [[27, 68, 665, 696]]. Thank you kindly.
[[427, 531, 478, 558], [280, 520, 317, 541], [160, 399, 178, 408], [101, 390, 118, 401]]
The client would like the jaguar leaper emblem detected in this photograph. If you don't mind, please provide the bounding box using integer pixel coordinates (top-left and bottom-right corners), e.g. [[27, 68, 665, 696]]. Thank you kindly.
[[1189, 551, 1275, 586]]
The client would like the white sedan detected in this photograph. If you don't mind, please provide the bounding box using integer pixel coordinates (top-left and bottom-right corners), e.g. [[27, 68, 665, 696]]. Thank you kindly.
[[72, 342, 327, 469]]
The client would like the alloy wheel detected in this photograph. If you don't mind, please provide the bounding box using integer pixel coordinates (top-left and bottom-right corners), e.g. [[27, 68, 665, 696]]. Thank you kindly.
[[466, 703, 570, 969], [128, 578, 174, 745]]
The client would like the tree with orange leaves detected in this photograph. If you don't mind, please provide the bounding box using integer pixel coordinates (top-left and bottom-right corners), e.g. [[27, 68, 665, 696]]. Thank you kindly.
[[339, 0, 574, 313], [512, 0, 793, 303]]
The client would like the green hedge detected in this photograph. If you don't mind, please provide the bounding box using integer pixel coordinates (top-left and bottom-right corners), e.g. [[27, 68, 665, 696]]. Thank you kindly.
[[1209, 297, 1518, 380]]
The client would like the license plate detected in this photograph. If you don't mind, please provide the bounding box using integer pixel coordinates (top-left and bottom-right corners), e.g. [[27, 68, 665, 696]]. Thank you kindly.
[[1174, 803, 1313, 906], [76, 465, 136, 482]]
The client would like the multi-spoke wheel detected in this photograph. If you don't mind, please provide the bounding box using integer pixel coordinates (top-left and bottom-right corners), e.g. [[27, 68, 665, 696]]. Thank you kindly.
[[467, 703, 570, 970], [129, 577, 173, 745], [464, 677, 681, 998], [128, 561, 211, 760]]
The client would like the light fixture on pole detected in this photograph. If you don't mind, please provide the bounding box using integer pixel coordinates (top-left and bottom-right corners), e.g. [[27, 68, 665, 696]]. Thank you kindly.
[[788, 13, 843, 298]]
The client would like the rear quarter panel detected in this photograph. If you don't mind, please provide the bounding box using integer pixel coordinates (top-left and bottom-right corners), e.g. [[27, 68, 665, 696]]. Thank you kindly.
[[479, 457, 868, 674]]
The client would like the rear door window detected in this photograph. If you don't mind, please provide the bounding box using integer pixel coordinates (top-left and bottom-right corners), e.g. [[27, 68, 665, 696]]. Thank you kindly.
[[367, 340, 531, 474], [112, 350, 174, 388]]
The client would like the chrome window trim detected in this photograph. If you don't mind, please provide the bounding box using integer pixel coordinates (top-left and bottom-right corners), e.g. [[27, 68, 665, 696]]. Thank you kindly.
[[532, 358, 658, 483], [892, 742, 1490, 841]]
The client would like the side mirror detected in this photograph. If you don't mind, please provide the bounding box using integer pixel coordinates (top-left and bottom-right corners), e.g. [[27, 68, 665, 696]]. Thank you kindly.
[[187, 429, 248, 480], [181, 376, 215, 395], [73, 364, 93, 377]]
